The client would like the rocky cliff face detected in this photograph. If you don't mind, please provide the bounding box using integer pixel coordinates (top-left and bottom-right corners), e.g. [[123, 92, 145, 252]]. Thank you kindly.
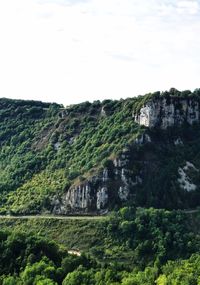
[[52, 148, 142, 214], [52, 96, 200, 214], [2, 93, 200, 215], [134, 97, 200, 129]]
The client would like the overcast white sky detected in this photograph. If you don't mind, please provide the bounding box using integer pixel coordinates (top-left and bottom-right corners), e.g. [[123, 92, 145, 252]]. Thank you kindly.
[[0, 0, 200, 105]]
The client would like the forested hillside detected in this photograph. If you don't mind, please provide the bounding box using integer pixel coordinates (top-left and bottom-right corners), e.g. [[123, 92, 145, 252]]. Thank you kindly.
[[1, 89, 200, 283], [1, 89, 200, 214], [0, 96, 144, 214]]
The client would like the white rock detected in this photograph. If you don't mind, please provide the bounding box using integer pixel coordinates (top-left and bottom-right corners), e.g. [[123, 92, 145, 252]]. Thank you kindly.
[[102, 169, 109, 182], [101, 106, 107, 116], [145, 134, 151, 143], [65, 184, 91, 209], [96, 187, 108, 210], [184, 161, 199, 172], [135, 133, 152, 145], [54, 142, 61, 150], [68, 137, 75, 144], [121, 168, 128, 183], [135, 98, 200, 129], [174, 138, 183, 145], [178, 161, 198, 192], [118, 186, 129, 201]]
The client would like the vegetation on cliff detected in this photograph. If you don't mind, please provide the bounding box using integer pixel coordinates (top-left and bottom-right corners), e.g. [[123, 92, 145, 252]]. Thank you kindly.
[[1, 89, 200, 214], [1, 90, 200, 283], [0, 96, 146, 214]]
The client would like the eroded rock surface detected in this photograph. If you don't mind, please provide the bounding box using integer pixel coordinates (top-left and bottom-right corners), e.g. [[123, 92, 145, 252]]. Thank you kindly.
[[52, 149, 142, 214], [134, 98, 200, 129]]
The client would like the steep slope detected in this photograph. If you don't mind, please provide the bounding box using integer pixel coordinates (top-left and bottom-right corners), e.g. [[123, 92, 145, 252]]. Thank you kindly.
[[1, 89, 200, 214], [0, 98, 144, 214]]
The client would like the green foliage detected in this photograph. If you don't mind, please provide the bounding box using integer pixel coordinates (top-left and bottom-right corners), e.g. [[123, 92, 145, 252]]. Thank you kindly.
[[0, 95, 144, 213], [157, 253, 200, 285], [20, 258, 58, 285], [1, 92, 200, 283], [1, 89, 200, 213], [104, 207, 200, 269], [0, 228, 96, 284], [0, 207, 200, 284]]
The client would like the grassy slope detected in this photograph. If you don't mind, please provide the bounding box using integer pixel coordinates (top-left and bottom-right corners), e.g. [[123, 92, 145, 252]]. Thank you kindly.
[[0, 217, 106, 251]]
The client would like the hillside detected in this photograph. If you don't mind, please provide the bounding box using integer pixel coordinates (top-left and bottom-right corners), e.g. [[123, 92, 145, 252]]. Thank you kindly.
[[1, 89, 200, 284], [1, 88, 200, 214]]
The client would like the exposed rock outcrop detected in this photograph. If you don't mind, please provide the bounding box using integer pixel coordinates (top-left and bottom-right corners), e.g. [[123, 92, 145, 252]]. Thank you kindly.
[[52, 149, 142, 215], [134, 97, 200, 129], [51, 94, 200, 215], [178, 162, 199, 192]]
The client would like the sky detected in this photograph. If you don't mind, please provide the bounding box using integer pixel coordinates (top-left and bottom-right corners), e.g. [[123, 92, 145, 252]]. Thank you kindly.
[[0, 0, 200, 106]]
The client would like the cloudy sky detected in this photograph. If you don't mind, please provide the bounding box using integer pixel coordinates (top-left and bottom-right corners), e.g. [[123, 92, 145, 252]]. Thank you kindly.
[[0, 0, 200, 105]]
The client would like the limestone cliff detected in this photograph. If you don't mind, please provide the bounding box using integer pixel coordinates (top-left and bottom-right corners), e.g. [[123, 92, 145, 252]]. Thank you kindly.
[[134, 97, 200, 129], [52, 95, 200, 214], [52, 148, 143, 214]]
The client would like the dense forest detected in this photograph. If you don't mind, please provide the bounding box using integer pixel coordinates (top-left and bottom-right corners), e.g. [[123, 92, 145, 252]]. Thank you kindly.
[[1, 89, 200, 283], [0, 207, 200, 284]]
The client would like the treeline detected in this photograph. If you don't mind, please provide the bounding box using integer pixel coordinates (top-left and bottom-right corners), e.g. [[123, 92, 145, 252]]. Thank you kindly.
[[0, 98, 61, 109], [133, 87, 200, 114]]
